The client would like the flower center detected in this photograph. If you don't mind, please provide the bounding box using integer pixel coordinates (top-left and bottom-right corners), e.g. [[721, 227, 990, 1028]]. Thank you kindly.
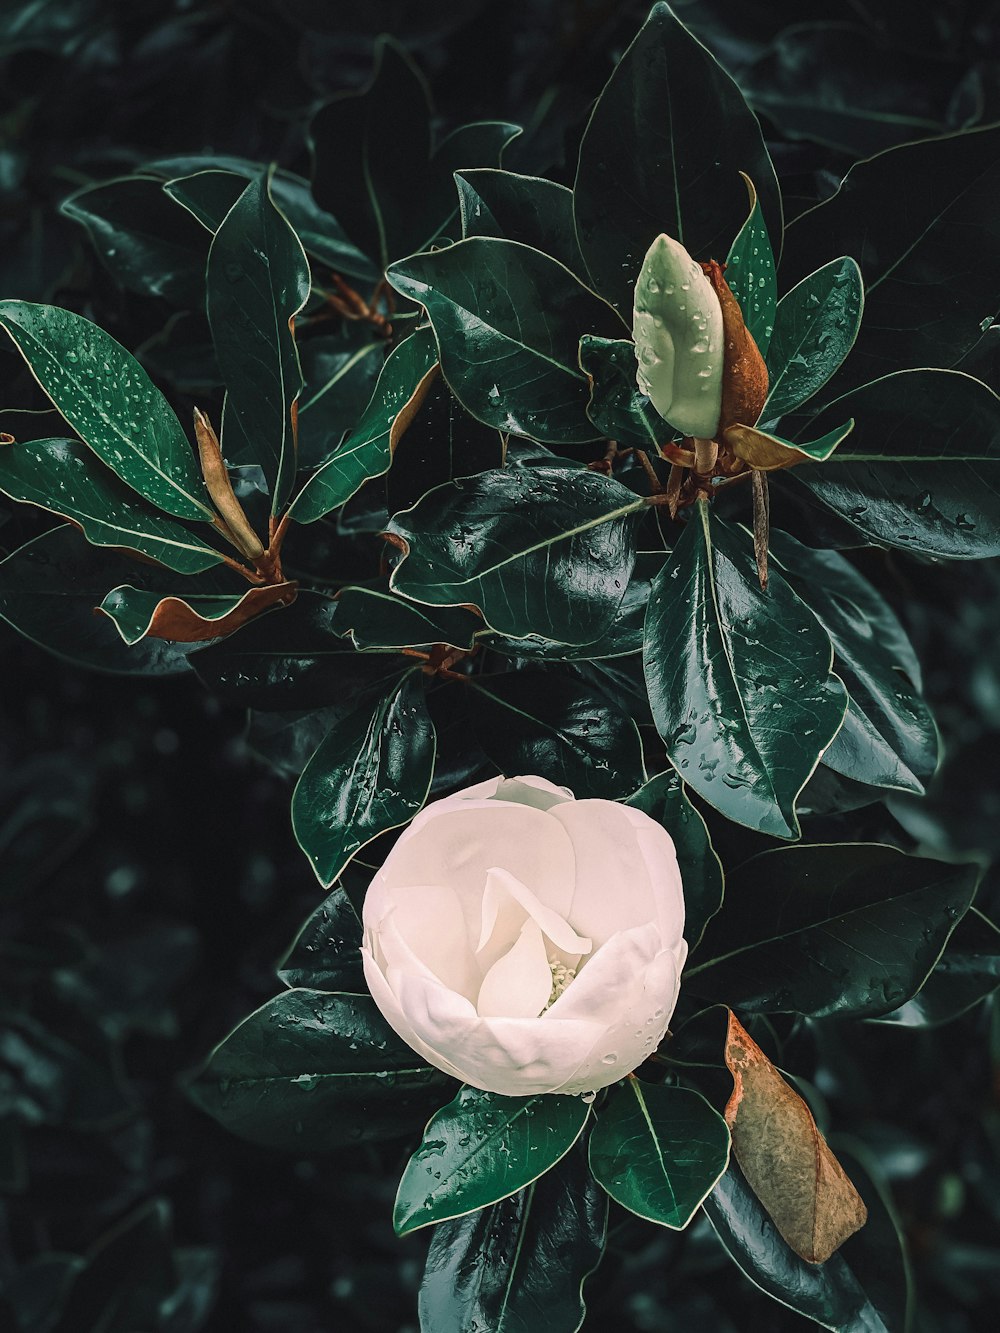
[[545, 955, 577, 1009]]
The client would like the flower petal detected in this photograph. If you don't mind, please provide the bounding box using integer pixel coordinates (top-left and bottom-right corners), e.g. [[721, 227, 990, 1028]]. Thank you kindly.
[[376, 882, 480, 1001], [618, 803, 686, 947], [360, 945, 466, 1082], [476, 919, 552, 1018], [477, 867, 590, 965], [490, 775, 574, 810]]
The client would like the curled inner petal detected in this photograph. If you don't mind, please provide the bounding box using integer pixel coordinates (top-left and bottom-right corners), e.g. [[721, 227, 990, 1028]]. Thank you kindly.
[[476, 918, 552, 1018]]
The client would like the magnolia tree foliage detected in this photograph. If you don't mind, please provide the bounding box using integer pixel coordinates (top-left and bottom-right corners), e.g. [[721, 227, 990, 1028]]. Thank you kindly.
[[0, 4, 998, 1330]]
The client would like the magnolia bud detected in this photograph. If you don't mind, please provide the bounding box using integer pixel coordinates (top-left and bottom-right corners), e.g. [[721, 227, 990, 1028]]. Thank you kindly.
[[701, 261, 769, 437], [632, 233, 724, 440]]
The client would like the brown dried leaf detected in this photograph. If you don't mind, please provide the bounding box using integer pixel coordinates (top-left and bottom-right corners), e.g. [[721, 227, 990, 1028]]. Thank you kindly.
[[724, 1012, 867, 1264], [724, 422, 817, 472], [702, 262, 769, 437]]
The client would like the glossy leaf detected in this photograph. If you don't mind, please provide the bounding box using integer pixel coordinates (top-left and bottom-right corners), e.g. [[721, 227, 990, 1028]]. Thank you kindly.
[[469, 669, 645, 800], [386, 465, 642, 646], [687, 843, 980, 1018], [579, 335, 665, 451], [290, 326, 437, 523], [0, 437, 224, 573], [780, 125, 1000, 391], [724, 176, 777, 355], [409, 121, 522, 254], [60, 175, 208, 304], [643, 502, 847, 839], [763, 258, 864, 423], [725, 420, 854, 472], [244, 706, 343, 780], [188, 988, 450, 1148], [291, 670, 435, 886], [296, 333, 383, 471], [393, 1083, 590, 1235], [589, 1080, 730, 1229], [334, 582, 482, 651], [418, 1142, 606, 1333], [0, 302, 212, 520], [387, 239, 621, 444], [277, 885, 364, 993], [0, 526, 197, 675], [704, 1160, 891, 1333], [872, 908, 1000, 1028], [626, 770, 724, 950], [456, 167, 586, 276], [770, 532, 938, 794], [206, 173, 311, 512], [573, 1, 781, 316], [792, 369, 1000, 558], [98, 581, 297, 645]]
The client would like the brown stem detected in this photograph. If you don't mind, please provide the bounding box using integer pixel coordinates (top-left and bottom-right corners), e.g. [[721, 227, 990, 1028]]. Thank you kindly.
[[636, 448, 663, 494], [665, 463, 685, 518]]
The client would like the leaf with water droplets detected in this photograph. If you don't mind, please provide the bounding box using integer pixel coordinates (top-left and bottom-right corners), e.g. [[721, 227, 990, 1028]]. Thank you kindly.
[[291, 669, 435, 886], [0, 301, 213, 521], [188, 988, 450, 1149], [725, 174, 777, 356], [588, 1080, 730, 1229], [98, 581, 297, 645], [456, 167, 586, 278], [277, 884, 364, 993], [687, 843, 980, 1018], [580, 334, 671, 450], [643, 501, 848, 839], [393, 1083, 590, 1235]]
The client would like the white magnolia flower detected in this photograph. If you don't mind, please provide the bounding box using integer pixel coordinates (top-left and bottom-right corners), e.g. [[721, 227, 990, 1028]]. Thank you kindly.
[[361, 775, 688, 1097], [633, 232, 724, 439]]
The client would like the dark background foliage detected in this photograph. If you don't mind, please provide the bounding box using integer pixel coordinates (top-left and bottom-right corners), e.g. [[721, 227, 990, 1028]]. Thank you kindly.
[[1, 2, 998, 1329]]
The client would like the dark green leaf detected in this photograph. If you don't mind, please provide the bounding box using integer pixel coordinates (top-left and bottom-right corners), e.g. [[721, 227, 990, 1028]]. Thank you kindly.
[[770, 532, 938, 794], [725, 180, 777, 355], [97, 583, 294, 647], [290, 326, 437, 523], [626, 770, 724, 951], [0, 437, 224, 573], [3, 1253, 83, 1332], [206, 173, 311, 512], [763, 258, 864, 423], [387, 238, 620, 444], [189, 988, 450, 1149], [725, 420, 854, 471], [469, 669, 645, 800], [60, 176, 208, 304], [589, 1080, 730, 1229], [411, 121, 522, 254], [387, 465, 641, 646], [0, 527, 197, 675], [393, 1083, 590, 1235], [277, 885, 364, 993], [573, 1, 781, 316], [0, 302, 212, 520], [643, 502, 847, 839], [296, 333, 383, 471], [245, 706, 343, 779], [580, 335, 665, 450], [833, 1140, 916, 1333], [456, 167, 586, 276], [418, 1142, 606, 1333], [792, 369, 1000, 558], [334, 582, 482, 651], [291, 670, 435, 886], [0, 1012, 133, 1127], [872, 908, 1000, 1028], [687, 843, 980, 1018], [162, 168, 248, 232], [780, 125, 1000, 391], [704, 1160, 890, 1333]]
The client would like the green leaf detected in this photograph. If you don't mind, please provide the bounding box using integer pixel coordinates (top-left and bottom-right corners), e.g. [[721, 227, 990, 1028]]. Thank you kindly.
[[292, 670, 435, 886], [469, 669, 645, 800], [780, 125, 1000, 392], [162, 167, 248, 231], [704, 1160, 891, 1333], [334, 582, 482, 651], [97, 583, 295, 647], [386, 465, 642, 646], [245, 706, 343, 780], [0, 527, 197, 676], [290, 326, 437, 523], [411, 121, 522, 254], [573, 1, 782, 316], [456, 167, 586, 277], [296, 333, 383, 471], [387, 238, 620, 444], [791, 369, 1000, 558], [770, 532, 938, 795], [626, 770, 724, 951], [393, 1083, 590, 1235], [188, 988, 450, 1149], [206, 173, 311, 512], [687, 842, 980, 1018], [723, 420, 854, 471], [277, 885, 364, 993], [418, 1142, 606, 1333], [725, 178, 777, 355], [0, 302, 212, 521], [0, 437, 224, 574], [763, 258, 864, 423], [872, 908, 1000, 1028], [643, 502, 847, 839], [579, 335, 665, 451], [589, 1080, 730, 1229], [60, 176, 208, 304]]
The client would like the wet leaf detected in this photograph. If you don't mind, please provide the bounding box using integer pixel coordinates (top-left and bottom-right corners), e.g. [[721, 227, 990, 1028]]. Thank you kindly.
[[97, 581, 297, 645]]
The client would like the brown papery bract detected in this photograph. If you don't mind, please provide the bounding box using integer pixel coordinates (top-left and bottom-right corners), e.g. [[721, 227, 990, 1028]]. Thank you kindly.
[[701, 261, 769, 439]]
